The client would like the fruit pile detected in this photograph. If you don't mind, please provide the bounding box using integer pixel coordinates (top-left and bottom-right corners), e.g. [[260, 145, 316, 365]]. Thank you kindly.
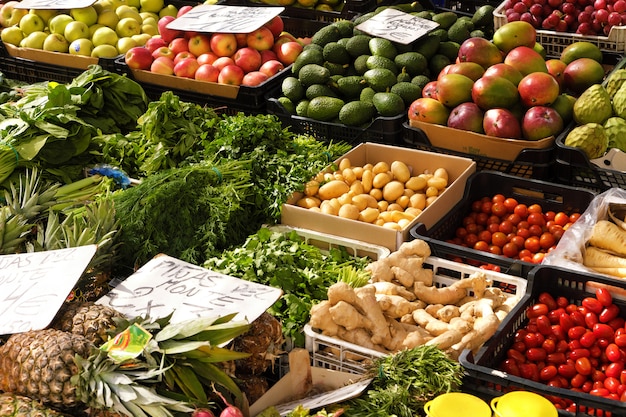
[[408, 21, 607, 141], [499, 288, 626, 412], [124, 14, 307, 86], [274, 4, 495, 124], [499, 0, 626, 35], [0, 0, 181, 57], [449, 193, 580, 265]]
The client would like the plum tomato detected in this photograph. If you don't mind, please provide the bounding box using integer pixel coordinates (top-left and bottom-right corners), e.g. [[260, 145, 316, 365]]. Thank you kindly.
[[606, 343, 623, 362], [540, 365, 558, 381], [575, 357, 593, 375], [593, 323, 615, 340], [600, 304, 620, 323], [583, 297, 604, 315], [596, 287, 613, 307], [528, 303, 550, 318], [538, 293, 558, 310]]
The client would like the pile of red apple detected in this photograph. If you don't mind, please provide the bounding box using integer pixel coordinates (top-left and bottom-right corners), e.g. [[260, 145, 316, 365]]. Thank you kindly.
[[500, 0, 626, 35], [408, 21, 606, 141], [124, 11, 309, 87]]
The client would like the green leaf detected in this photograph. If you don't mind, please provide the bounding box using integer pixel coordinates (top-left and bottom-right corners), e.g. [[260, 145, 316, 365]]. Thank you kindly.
[[159, 340, 211, 354], [155, 315, 225, 341], [171, 364, 208, 403]]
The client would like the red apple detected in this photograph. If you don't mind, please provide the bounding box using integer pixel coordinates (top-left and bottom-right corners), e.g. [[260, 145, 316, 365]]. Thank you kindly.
[[260, 49, 278, 64], [483, 108, 522, 139], [169, 37, 189, 56], [177, 5, 193, 17], [197, 52, 219, 66], [210, 33, 238, 57], [195, 63, 220, 82], [259, 59, 284, 77], [218, 64, 245, 85], [150, 56, 175, 75], [188, 33, 211, 57], [263, 16, 284, 38], [213, 56, 235, 71], [447, 102, 485, 133], [173, 56, 199, 78], [174, 51, 195, 65], [275, 41, 303, 66], [234, 33, 248, 48], [233, 46, 262, 73], [246, 26, 274, 51], [518, 72, 560, 107], [125, 46, 154, 70], [242, 70, 269, 86], [152, 46, 174, 60], [157, 16, 182, 43], [144, 37, 167, 53], [521, 106, 563, 141]]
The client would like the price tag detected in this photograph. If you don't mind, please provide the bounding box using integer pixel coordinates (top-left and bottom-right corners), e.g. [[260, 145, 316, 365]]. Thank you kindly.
[[97, 254, 283, 325], [166, 4, 284, 34], [0, 245, 97, 335], [15, 0, 96, 9], [355, 8, 439, 45]]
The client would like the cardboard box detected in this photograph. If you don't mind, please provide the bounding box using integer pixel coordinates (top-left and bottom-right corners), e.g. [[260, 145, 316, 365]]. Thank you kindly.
[[249, 367, 371, 417], [280, 142, 476, 251], [3, 42, 105, 70], [409, 119, 555, 162]]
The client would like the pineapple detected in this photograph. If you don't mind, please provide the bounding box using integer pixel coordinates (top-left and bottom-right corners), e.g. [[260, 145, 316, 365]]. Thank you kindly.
[[0, 392, 69, 417], [50, 302, 124, 345], [0, 313, 253, 417]]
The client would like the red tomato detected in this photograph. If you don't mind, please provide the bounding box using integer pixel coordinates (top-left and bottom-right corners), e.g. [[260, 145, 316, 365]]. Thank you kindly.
[[543, 338, 557, 354], [614, 333, 626, 348], [554, 212, 570, 226], [600, 304, 620, 323], [571, 373, 588, 388], [507, 348, 526, 363], [568, 326, 587, 340], [570, 310, 586, 327], [499, 220, 515, 234], [605, 376, 621, 393], [596, 288, 614, 307], [528, 203, 543, 213], [473, 240, 490, 252], [585, 312, 599, 329], [605, 362, 624, 379], [547, 352, 567, 364], [606, 343, 623, 362], [556, 296, 569, 308], [538, 293, 558, 311], [583, 297, 604, 314], [528, 212, 547, 227], [590, 388, 610, 397], [539, 232, 556, 250], [594, 323, 615, 340], [570, 348, 591, 360], [580, 331, 597, 348], [559, 363, 578, 378], [491, 201, 508, 217], [570, 213, 581, 223], [548, 308, 566, 324], [537, 315, 553, 336], [559, 313, 574, 331], [532, 252, 545, 264], [503, 197, 518, 212], [540, 365, 558, 381], [524, 236, 541, 253], [576, 357, 593, 375], [491, 231, 507, 247], [608, 317, 625, 330], [514, 204, 528, 218], [528, 303, 549, 319], [492, 194, 505, 204], [501, 358, 521, 376], [502, 242, 519, 258], [527, 347, 547, 362]]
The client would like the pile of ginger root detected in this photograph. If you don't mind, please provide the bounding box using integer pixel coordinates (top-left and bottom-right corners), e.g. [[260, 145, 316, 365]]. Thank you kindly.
[[309, 239, 519, 360]]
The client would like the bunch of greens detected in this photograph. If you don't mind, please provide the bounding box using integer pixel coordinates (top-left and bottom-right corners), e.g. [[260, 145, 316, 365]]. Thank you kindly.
[[342, 345, 463, 417], [110, 159, 255, 268], [203, 227, 372, 347]]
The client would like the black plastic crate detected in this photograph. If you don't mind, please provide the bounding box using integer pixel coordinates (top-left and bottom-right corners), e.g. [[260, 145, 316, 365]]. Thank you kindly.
[[225, 0, 375, 22], [266, 87, 406, 145], [402, 122, 556, 181], [459, 265, 626, 417], [409, 171, 596, 277]]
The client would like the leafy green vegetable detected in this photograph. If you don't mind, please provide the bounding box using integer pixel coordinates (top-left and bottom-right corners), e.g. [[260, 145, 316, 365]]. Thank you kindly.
[[203, 227, 371, 347], [342, 345, 463, 417]]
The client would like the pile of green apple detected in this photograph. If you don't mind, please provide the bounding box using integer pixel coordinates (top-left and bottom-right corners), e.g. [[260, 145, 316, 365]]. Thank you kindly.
[[0, 0, 184, 58], [123, 14, 309, 87]]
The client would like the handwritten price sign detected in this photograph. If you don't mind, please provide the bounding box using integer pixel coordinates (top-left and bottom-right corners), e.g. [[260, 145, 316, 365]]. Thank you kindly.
[[97, 254, 282, 324], [15, 0, 96, 9], [355, 8, 440, 45], [0, 245, 97, 335], [166, 4, 284, 34]]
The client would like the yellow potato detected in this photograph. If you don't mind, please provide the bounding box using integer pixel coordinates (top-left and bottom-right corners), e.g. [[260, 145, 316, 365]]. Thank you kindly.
[[377, 200, 389, 212], [304, 180, 319, 197], [410, 193, 426, 210], [338, 191, 354, 206], [361, 169, 373, 193], [353, 193, 378, 209], [342, 168, 357, 184], [338, 157, 351, 171], [425, 186, 439, 198], [372, 161, 390, 174], [378, 210, 394, 223], [352, 166, 364, 179], [296, 196, 321, 209], [387, 203, 404, 212], [373, 172, 392, 189], [390, 160, 411, 182], [318, 180, 350, 200], [350, 180, 364, 195], [359, 207, 379, 223], [395, 195, 410, 209], [320, 200, 339, 215], [405, 207, 422, 217], [426, 195, 438, 206], [370, 188, 383, 201], [434, 167, 449, 182], [338, 204, 360, 220], [405, 176, 427, 192], [383, 180, 405, 202], [382, 222, 402, 230], [427, 176, 448, 191]]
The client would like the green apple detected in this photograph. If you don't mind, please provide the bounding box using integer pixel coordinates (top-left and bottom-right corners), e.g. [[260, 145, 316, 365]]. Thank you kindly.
[[19, 13, 45, 36], [91, 43, 119, 58], [91, 26, 118, 46], [128, 0, 141, 7], [49, 14, 74, 36], [131, 32, 151, 46], [142, 16, 157, 27], [141, 23, 157, 36], [64, 20, 90, 42], [158, 4, 177, 18], [116, 36, 136, 54], [115, 5, 142, 24], [20, 30, 48, 49], [42, 33, 69, 53], [69, 38, 93, 56], [97, 9, 120, 28], [141, 0, 165, 14], [0, 2, 28, 28], [88, 23, 106, 37], [29, 8, 58, 25], [0, 26, 24, 46], [116, 17, 140, 38], [70, 6, 98, 26], [139, 11, 158, 22]]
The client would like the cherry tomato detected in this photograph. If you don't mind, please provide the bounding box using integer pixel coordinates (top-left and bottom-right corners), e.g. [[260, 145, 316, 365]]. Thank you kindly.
[[499, 220, 515, 234], [537, 315, 553, 336], [528, 303, 549, 319], [507, 348, 526, 363], [547, 352, 567, 364], [554, 212, 570, 226], [491, 201, 508, 217], [539, 293, 558, 311], [532, 252, 545, 264], [503, 197, 518, 212], [583, 297, 604, 315], [491, 231, 507, 247], [524, 236, 541, 253], [594, 323, 615, 340], [556, 296, 569, 308], [540, 365, 558, 381], [570, 213, 581, 223], [514, 204, 528, 218], [492, 194, 505, 204], [585, 312, 599, 329], [502, 242, 519, 258], [548, 308, 566, 324], [569, 348, 591, 360], [519, 363, 540, 381], [559, 313, 574, 331], [501, 358, 521, 376], [568, 326, 587, 340], [605, 362, 624, 379], [539, 232, 556, 250], [528, 212, 547, 227], [600, 304, 620, 323], [527, 347, 547, 362], [580, 331, 597, 348], [528, 203, 543, 213], [571, 373, 588, 388], [614, 333, 626, 348], [559, 363, 578, 378], [473, 240, 489, 252], [596, 288, 613, 307], [606, 343, 623, 362]]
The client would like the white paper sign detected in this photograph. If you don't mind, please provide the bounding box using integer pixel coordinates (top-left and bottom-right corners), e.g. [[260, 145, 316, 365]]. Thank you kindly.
[[356, 8, 440, 45], [166, 4, 284, 34], [0, 245, 97, 335], [15, 0, 95, 9], [97, 254, 283, 324]]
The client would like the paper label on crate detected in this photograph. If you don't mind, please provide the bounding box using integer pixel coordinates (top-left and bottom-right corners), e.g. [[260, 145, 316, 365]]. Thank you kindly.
[[591, 147, 626, 172], [15, 0, 95, 9], [96, 254, 282, 325], [355, 8, 439, 45], [165, 4, 284, 34], [0, 245, 97, 335]]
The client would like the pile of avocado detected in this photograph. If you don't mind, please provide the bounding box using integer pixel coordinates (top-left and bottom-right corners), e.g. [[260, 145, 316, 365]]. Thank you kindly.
[[276, 3, 495, 126]]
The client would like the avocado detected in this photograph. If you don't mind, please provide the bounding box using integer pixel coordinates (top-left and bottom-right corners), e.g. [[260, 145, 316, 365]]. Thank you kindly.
[[334, 75, 367, 99], [323, 41, 351, 65], [292, 48, 324, 75], [339, 100, 376, 126], [390, 82, 422, 106], [472, 4, 495, 28], [413, 33, 440, 59], [364, 67, 397, 92], [295, 99, 310, 117], [298, 63, 331, 87], [277, 96, 296, 114], [324, 61, 348, 76], [353, 54, 371, 75], [369, 37, 398, 59], [411, 74, 431, 89], [428, 54, 451, 77], [360, 86, 376, 103], [307, 96, 345, 121], [345, 34, 373, 58], [281, 76, 305, 102], [372, 92, 405, 116], [432, 11, 458, 29], [437, 41, 461, 61], [394, 51, 427, 77], [447, 19, 473, 44], [366, 55, 399, 75], [311, 25, 342, 47], [332, 20, 355, 38], [306, 83, 339, 100]]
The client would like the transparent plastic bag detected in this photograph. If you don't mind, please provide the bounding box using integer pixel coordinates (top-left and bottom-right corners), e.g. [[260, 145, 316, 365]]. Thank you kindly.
[[542, 188, 626, 275]]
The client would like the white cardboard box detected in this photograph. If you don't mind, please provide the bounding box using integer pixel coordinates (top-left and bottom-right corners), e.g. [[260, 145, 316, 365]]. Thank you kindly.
[[280, 142, 476, 251]]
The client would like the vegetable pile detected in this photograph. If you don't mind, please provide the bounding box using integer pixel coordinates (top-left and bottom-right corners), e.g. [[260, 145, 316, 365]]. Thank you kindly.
[[309, 239, 521, 359]]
